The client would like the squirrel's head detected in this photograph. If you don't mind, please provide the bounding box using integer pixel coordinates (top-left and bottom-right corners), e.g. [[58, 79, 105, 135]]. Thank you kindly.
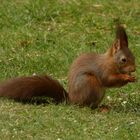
[[110, 25, 135, 74]]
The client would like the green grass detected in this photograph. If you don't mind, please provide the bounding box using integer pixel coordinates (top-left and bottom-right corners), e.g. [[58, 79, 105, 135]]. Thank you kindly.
[[0, 0, 140, 139]]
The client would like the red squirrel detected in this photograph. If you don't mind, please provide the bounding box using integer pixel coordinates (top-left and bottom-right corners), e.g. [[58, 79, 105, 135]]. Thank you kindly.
[[0, 25, 136, 108], [68, 25, 136, 108]]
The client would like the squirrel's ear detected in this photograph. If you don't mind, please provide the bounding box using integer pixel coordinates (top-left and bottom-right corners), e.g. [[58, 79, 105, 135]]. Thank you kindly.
[[116, 25, 128, 48], [111, 39, 121, 54], [110, 25, 128, 55]]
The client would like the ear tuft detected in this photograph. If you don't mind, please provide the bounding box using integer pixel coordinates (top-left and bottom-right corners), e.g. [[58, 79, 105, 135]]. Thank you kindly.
[[116, 24, 128, 47]]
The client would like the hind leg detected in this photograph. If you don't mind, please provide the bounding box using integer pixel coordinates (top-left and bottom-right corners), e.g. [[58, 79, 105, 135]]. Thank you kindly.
[[69, 74, 105, 108]]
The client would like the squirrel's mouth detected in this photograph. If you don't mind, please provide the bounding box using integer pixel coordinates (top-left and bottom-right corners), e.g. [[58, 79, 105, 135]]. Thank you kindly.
[[128, 72, 132, 76], [120, 70, 135, 76], [120, 65, 136, 75], [124, 70, 136, 79]]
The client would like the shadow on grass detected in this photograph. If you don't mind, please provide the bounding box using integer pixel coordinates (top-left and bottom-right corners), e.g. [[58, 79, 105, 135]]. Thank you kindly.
[[0, 95, 139, 114]]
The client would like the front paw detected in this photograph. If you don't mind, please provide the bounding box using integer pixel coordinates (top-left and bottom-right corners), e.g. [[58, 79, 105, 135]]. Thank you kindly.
[[124, 74, 136, 82]]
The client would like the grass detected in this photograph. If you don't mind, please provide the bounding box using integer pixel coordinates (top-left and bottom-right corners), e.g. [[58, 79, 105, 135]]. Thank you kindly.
[[0, 0, 140, 139]]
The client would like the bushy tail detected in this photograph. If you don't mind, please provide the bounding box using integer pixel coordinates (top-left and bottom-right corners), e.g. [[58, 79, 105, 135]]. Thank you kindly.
[[0, 75, 68, 104]]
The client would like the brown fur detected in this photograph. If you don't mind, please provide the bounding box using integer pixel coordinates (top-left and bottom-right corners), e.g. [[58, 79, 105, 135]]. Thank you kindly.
[[68, 25, 136, 108], [0, 75, 67, 104]]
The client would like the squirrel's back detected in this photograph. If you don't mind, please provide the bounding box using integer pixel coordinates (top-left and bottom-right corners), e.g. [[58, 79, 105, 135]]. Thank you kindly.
[[68, 52, 116, 88]]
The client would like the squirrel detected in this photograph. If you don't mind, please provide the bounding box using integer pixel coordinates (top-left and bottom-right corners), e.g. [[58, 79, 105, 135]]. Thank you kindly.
[[0, 25, 136, 108], [68, 25, 136, 108]]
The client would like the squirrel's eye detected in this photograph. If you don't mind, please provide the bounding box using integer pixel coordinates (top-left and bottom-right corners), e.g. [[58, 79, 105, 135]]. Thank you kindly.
[[121, 58, 127, 63]]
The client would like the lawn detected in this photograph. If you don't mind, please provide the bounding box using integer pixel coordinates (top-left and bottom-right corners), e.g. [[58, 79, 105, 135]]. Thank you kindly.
[[0, 0, 140, 140]]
